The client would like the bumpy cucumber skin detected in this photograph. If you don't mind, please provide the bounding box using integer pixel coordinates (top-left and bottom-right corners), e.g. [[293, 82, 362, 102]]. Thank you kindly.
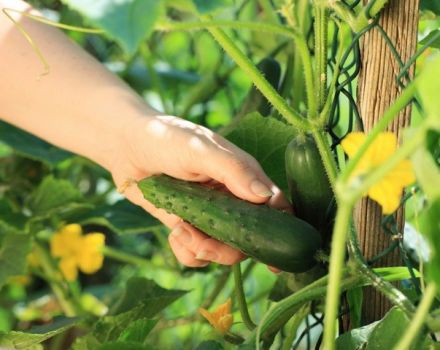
[[285, 135, 335, 238], [138, 175, 321, 273]]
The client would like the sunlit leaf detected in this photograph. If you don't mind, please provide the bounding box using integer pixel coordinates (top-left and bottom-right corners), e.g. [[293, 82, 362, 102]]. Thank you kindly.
[[0, 317, 79, 349], [62, 0, 163, 56]]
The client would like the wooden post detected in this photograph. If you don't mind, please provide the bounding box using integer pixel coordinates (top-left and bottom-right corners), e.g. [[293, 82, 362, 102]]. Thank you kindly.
[[355, 0, 420, 325]]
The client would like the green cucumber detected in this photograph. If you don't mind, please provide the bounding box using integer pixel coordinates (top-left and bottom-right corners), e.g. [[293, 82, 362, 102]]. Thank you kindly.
[[285, 135, 335, 240], [138, 175, 321, 273]]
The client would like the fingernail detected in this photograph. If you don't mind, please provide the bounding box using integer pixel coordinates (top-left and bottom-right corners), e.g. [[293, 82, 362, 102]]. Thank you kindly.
[[196, 251, 218, 261], [250, 180, 273, 197], [171, 226, 192, 244]]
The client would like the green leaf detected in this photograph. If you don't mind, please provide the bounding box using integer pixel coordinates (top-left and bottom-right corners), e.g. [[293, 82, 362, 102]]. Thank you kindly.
[[336, 322, 375, 350], [373, 266, 420, 282], [195, 340, 224, 350], [412, 146, 440, 202], [365, 308, 410, 350], [193, 0, 230, 13], [110, 277, 186, 315], [0, 121, 72, 166], [336, 308, 410, 350], [417, 56, 440, 131], [93, 278, 186, 342], [0, 199, 27, 235], [420, 30, 440, 49], [0, 233, 32, 290], [225, 113, 297, 194], [421, 0, 440, 15], [72, 200, 160, 235], [420, 198, 440, 289], [346, 287, 363, 329], [27, 176, 82, 216], [0, 317, 78, 349], [62, 0, 163, 56], [117, 318, 158, 343], [97, 342, 155, 350]]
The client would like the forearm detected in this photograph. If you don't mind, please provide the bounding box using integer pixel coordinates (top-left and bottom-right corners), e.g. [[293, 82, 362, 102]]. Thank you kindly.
[[0, 0, 158, 170]]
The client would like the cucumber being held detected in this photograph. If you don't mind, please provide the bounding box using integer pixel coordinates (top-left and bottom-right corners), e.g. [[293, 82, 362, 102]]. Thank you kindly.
[[138, 175, 321, 273]]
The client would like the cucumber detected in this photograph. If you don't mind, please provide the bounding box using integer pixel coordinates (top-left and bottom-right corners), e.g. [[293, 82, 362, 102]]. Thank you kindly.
[[285, 135, 335, 240], [138, 175, 321, 273]]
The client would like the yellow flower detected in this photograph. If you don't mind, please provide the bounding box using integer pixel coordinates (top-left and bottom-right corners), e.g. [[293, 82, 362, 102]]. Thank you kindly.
[[341, 132, 415, 214], [50, 224, 105, 281], [198, 298, 233, 334]]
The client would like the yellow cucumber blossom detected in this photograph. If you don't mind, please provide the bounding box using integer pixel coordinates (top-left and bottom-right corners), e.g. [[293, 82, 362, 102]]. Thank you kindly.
[[341, 132, 415, 214], [198, 298, 233, 334], [50, 224, 105, 281]]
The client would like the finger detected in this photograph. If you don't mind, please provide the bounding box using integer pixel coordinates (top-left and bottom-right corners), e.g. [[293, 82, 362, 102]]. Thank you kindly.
[[268, 187, 293, 213], [168, 234, 209, 267], [170, 223, 246, 265], [268, 266, 282, 274], [191, 147, 274, 204]]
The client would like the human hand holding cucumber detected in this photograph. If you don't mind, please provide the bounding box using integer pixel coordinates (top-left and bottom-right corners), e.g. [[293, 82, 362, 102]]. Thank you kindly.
[[0, 0, 291, 268], [111, 115, 291, 268]]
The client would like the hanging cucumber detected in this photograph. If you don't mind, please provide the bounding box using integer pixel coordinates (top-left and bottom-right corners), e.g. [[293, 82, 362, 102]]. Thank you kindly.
[[138, 175, 321, 273], [285, 135, 335, 240]]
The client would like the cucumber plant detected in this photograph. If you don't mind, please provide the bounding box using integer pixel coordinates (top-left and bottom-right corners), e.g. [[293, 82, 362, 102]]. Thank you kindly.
[[0, 1, 439, 350]]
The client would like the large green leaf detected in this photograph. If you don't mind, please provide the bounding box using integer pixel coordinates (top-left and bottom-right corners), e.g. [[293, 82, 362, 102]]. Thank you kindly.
[[335, 308, 410, 350], [0, 317, 78, 349], [0, 233, 32, 290], [420, 198, 440, 289], [421, 0, 440, 15], [72, 200, 160, 235], [412, 146, 440, 202], [195, 340, 224, 350], [27, 176, 83, 216], [62, 0, 163, 56], [0, 121, 72, 166], [117, 318, 158, 343], [417, 56, 440, 131], [92, 278, 186, 343], [420, 30, 440, 49], [225, 113, 297, 194]]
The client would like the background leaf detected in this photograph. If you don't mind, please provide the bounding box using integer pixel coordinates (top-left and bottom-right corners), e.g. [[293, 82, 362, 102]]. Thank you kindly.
[[0, 317, 78, 349], [0, 233, 32, 290], [193, 0, 230, 14], [72, 200, 160, 235], [27, 176, 82, 216], [62, 0, 163, 56], [0, 121, 72, 166], [225, 113, 296, 194]]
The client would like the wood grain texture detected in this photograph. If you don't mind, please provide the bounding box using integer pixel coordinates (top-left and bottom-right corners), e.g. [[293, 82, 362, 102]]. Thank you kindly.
[[355, 0, 420, 325]]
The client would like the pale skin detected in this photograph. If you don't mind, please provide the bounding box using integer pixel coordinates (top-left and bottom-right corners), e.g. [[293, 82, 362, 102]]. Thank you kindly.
[[0, 0, 290, 268]]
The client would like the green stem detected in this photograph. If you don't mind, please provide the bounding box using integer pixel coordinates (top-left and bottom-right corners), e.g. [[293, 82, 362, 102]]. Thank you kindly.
[[282, 304, 310, 350], [313, 3, 328, 111], [158, 18, 317, 121], [322, 203, 353, 350], [392, 283, 437, 350], [233, 264, 256, 330], [102, 246, 155, 268], [34, 243, 77, 316], [312, 130, 338, 188], [201, 267, 231, 309], [340, 82, 417, 183]]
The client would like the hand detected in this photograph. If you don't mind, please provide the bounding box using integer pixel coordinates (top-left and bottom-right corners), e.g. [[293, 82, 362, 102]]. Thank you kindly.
[[109, 115, 291, 267]]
